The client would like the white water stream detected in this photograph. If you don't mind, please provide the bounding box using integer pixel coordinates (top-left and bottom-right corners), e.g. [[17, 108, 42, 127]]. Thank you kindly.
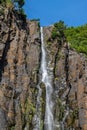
[[33, 27, 54, 130], [31, 26, 70, 130], [41, 27, 54, 130]]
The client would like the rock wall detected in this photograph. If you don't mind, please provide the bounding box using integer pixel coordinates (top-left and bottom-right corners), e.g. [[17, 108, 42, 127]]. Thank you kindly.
[[43, 26, 87, 130], [0, 7, 40, 130], [0, 6, 87, 130]]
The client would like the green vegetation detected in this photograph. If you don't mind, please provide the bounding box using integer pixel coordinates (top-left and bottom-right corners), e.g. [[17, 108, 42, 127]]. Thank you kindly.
[[11, 126, 15, 130], [51, 20, 66, 43], [14, 0, 25, 9], [64, 24, 87, 55], [51, 20, 87, 55], [0, 0, 12, 8], [30, 18, 40, 21], [0, 0, 25, 8], [67, 108, 79, 127], [0, 0, 26, 19], [57, 98, 65, 121]]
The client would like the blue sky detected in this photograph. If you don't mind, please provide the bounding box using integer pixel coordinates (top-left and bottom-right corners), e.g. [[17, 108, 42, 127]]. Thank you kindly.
[[24, 0, 87, 26]]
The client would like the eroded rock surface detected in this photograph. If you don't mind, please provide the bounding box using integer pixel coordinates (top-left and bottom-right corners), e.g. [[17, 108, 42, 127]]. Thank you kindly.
[[44, 26, 87, 130], [0, 7, 40, 130], [0, 6, 87, 130]]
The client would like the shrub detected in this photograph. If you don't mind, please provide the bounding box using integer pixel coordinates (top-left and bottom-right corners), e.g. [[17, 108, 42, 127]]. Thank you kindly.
[[51, 20, 66, 43], [65, 24, 87, 55]]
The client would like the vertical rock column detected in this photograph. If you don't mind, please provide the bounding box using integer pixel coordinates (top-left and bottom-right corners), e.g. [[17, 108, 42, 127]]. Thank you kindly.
[[0, 9, 41, 130]]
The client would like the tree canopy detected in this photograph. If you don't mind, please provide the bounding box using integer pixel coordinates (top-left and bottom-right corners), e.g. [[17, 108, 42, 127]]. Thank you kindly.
[[51, 20, 87, 55], [13, 0, 25, 8], [51, 20, 66, 43], [0, 0, 25, 9], [64, 24, 87, 55]]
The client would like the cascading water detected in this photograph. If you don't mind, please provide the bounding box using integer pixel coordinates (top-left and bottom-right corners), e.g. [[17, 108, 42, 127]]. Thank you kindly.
[[33, 26, 69, 130], [40, 27, 68, 130], [33, 27, 54, 130], [40, 27, 54, 130]]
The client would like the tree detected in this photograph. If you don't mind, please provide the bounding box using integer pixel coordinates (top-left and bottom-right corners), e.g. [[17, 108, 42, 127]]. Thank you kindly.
[[54, 20, 66, 32], [0, 0, 25, 9], [51, 20, 66, 43], [64, 24, 87, 55], [13, 0, 25, 8]]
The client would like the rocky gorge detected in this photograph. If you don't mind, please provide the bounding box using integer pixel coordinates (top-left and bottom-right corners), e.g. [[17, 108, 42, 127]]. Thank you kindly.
[[0, 6, 87, 130]]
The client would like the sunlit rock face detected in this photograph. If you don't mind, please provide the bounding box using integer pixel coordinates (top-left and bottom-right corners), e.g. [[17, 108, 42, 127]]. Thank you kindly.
[[0, 6, 87, 130], [43, 26, 87, 130], [0, 7, 40, 130]]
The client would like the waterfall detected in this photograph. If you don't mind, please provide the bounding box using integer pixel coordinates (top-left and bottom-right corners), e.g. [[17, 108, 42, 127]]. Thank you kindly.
[[41, 27, 54, 130], [33, 27, 54, 130]]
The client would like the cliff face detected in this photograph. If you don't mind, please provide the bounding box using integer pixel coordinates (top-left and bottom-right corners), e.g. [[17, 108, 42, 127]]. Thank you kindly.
[[44, 27, 87, 130], [0, 7, 40, 130], [0, 7, 87, 130]]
